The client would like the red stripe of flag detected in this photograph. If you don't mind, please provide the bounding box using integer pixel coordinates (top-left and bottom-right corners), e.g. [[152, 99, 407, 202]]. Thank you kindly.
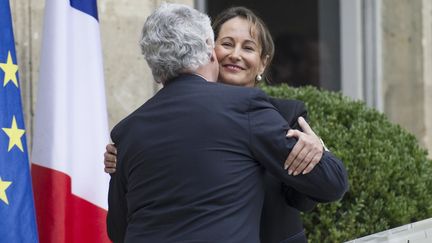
[[32, 164, 110, 243]]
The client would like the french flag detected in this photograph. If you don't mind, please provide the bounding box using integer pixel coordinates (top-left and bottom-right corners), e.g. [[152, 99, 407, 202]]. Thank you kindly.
[[31, 0, 110, 242]]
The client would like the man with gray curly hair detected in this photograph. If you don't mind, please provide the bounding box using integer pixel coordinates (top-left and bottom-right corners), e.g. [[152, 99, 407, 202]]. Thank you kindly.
[[139, 3, 217, 83], [107, 3, 347, 243]]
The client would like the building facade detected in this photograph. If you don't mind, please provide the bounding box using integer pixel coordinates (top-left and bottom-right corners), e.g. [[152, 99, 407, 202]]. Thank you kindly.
[[10, 0, 432, 157]]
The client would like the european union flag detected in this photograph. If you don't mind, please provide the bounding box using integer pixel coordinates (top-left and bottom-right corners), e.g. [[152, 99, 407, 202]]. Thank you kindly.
[[0, 0, 39, 242]]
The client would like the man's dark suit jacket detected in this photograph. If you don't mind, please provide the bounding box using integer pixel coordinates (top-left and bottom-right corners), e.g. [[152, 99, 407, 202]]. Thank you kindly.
[[107, 74, 348, 243], [260, 98, 316, 243]]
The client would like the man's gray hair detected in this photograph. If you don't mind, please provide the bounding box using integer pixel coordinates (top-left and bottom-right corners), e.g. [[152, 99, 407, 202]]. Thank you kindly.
[[140, 3, 215, 83]]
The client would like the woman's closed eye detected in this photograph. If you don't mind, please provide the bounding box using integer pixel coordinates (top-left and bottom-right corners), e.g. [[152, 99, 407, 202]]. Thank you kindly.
[[243, 46, 255, 51], [221, 42, 233, 47]]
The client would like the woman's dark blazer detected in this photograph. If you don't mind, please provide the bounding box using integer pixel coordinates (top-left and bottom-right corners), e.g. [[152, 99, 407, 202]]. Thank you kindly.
[[259, 98, 318, 243]]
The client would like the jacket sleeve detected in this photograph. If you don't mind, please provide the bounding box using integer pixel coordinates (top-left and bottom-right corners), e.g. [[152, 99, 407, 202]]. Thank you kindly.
[[289, 100, 308, 129], [107, 126, 128, 243], [269, 98, 308, 130], [280, 186, 316, 211], [107, 172, 128, 243], [249, 89, 349, 202], [278, 100, 318, 211]]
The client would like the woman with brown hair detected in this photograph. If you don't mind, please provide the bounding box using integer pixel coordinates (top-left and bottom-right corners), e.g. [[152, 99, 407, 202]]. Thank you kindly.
[[106, 6, 339, 243]]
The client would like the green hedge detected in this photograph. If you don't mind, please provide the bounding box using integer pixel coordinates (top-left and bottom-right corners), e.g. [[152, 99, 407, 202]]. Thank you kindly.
[[261, 84, 432, 242]]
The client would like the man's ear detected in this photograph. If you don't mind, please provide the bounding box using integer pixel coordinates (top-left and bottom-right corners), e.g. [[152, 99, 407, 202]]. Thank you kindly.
[[210, 49, 217, 63]]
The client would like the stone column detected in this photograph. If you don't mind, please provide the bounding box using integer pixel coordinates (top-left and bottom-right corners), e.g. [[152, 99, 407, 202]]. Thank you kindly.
[[10, 0, 34, 149], [382, 0, 432, 157], [422, 0, 432, 157]]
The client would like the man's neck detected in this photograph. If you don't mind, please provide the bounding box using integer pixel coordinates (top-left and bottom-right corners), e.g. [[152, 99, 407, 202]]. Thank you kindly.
[[195, 60, 218, 82]]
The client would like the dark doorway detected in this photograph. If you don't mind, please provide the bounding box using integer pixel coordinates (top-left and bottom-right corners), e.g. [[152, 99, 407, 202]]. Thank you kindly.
[[205, 0, 340, 91]]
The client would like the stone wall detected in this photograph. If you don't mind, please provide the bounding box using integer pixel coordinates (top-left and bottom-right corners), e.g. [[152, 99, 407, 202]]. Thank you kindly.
[[10, 0, 432, 157], [10, 0, 193, 151], [381, 0, 432, 157]]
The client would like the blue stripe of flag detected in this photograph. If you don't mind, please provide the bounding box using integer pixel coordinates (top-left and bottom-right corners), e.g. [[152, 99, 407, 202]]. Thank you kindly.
[[70, 0, 99, 21]]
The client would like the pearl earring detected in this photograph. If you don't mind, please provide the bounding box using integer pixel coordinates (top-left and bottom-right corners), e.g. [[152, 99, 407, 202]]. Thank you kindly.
[[256, 74, 262, 82]]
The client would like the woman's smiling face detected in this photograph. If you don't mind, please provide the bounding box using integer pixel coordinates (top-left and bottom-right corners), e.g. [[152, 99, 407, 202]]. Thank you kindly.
[[214, 17, 267, 87]]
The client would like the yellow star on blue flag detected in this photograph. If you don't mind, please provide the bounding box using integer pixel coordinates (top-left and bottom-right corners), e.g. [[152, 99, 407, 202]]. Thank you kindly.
[[0, 0, 38, 242], [0, 51, 19, 87], [2, 116, 25, 152], [0, 177, 12, 205]]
